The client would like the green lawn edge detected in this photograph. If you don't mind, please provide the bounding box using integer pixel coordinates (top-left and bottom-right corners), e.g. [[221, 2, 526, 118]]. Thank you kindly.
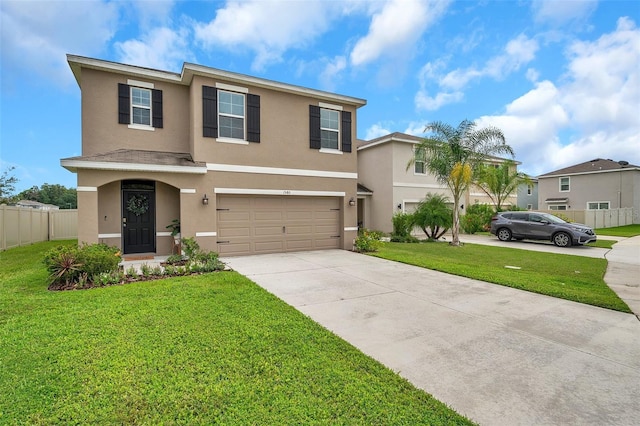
[[595, 224, 640, 237], [0, 241, 474, 425], [371, 242, 631, 313]]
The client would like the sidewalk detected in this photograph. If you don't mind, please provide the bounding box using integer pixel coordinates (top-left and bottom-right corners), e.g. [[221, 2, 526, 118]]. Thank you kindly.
[[459, 233, 640, 315]]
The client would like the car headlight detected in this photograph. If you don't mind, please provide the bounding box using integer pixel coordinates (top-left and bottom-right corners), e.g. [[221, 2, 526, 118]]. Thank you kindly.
[[570, 226, 590, 233]]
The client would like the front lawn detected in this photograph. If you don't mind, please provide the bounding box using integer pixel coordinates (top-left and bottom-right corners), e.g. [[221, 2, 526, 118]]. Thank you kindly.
[[0, 241, 473, 425], [595, 224, 640, 237], [372, 242, 631, 313], [587, 239, 617, 249]]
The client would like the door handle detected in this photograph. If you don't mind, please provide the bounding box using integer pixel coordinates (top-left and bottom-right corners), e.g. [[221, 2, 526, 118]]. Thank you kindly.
[[282, 226, 286, 233]]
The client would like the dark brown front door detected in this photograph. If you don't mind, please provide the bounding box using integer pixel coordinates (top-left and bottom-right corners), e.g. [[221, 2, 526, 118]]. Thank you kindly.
[[122, 182, 155, 254]]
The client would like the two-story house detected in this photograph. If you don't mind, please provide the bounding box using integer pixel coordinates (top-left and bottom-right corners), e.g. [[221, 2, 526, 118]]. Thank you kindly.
[[537, 158, 640, 221], [61, 55, 366, 256], [357, 132, 518, 233]]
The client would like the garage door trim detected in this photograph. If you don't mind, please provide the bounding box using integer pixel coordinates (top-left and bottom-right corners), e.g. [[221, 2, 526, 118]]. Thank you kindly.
[[215, 188, 346, 197]]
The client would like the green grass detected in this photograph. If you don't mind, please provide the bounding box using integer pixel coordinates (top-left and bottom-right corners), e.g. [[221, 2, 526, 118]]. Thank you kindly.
[[586, 239, 617, 249], [595, 224, 640, 237], [372, 242, 631, 313], [0, 241, 473, 425]]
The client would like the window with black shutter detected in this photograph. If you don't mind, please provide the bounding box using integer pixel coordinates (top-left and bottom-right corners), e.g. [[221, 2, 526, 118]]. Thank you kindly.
[[202, 86, 260, 143], [309, 105, 351, 153], [117, 82, 163, 129]]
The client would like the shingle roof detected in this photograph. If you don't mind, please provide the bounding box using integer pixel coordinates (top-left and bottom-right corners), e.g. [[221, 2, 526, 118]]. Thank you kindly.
[[357, 183, 373, 194], [60, 149, 207, 174], [538, 158, 640, 177]]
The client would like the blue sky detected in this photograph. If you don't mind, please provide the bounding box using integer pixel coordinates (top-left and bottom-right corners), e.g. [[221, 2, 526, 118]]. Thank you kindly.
[[1, 0, 639, 193]]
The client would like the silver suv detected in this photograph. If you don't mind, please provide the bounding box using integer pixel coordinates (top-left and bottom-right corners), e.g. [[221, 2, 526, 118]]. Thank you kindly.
[[490, 211, 597, 247]]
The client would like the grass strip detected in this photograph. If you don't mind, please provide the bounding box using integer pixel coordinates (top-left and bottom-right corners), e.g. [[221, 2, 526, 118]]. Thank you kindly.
[[0, 241, 473, 425], [595, 224, 640, 237], [372, 242, 630, 313]]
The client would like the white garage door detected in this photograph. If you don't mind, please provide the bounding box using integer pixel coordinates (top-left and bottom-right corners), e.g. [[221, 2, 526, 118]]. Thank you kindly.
[[217, 195, 341, 256]]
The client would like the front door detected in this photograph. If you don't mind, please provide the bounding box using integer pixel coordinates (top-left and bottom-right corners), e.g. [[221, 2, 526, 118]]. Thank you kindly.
[[122, 182, 155, 254]]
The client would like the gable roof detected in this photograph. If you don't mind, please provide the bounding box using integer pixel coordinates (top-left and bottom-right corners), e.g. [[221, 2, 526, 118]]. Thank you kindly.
[[67, 54, 367, 108], [357, 132, 520, 164], [538, 158, 640, 178]]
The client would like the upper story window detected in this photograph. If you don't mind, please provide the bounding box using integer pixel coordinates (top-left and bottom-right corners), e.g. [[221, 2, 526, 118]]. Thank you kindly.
[[218, 90, 245, 140], [202, 84, 260, 143], [559, 177, 570, 192], [131, 87, 151, 126], [527, 184, 533, 195], [414, 147, 426, 174], [118, 81, 163, 130], [309, 104, 352, 153], [320, 108, 339, 149]]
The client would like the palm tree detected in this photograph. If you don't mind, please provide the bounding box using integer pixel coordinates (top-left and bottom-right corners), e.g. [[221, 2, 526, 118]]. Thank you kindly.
[[474, 160, 530, 211], [412, 193, 453, 241], [409, 120, 514, 246]]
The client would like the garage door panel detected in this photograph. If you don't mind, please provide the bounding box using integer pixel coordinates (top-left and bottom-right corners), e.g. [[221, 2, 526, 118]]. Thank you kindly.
[[255, 211, 284, 221], [217, 195, 341, 256]]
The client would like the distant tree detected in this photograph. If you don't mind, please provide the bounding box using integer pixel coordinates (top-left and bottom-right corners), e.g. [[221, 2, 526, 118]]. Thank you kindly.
[[474, 160, 530, 211], [409, 120, 514, 246], [15, 183, 77, 208], [0, 167, 18, 203], [412, 193, 453, 241]]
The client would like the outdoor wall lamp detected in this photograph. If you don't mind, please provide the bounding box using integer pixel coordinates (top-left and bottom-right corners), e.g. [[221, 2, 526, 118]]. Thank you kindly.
[[348, 197, 356, 207], [202, 194, 209, 205]]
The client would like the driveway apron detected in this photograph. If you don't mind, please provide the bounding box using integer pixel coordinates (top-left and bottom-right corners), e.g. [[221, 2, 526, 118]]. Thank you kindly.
[[224, 250, 640, 426]]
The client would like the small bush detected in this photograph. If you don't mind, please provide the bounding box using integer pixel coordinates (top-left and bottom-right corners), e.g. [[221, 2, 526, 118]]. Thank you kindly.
[[77, 243, 121, 278], [391, 213, 414, 238], [354, 229, 383, 253], [461, 204, 495, 234], [390, 235, 420, 243], [165, 254, 186, 265]]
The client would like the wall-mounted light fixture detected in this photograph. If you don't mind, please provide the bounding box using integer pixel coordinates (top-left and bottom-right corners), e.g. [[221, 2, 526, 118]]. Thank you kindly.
[[202, 194, 209, 205], [348, 197, 356, 207], [397, 204, 402, 210]]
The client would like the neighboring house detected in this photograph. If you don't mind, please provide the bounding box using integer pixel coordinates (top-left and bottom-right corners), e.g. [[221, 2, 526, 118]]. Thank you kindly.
[[15, 200, 60, 210], [537, 159, 640, 221], [61, 55, 366, 256], [357, 132, 519, 233], [516, 178, 538, 210]]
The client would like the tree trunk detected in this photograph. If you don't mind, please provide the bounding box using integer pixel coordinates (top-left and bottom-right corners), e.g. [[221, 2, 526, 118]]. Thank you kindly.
[[451, 193, 461, 246]]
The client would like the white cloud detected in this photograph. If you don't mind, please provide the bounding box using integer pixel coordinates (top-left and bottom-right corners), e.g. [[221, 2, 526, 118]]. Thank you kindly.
[[475, 18, 640, 176], [350, 0, 450, 66], [416, 33, 539, 111], [115, 27, 192, 71], [194, 0, 338, 71], [532, 0, 598, 26], [0, 0, 119, 87], [319, 56, 347, 92], [364, 123, 392, 140]]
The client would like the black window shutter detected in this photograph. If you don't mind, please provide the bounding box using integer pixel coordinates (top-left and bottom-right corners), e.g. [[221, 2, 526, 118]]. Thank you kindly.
[[341, 110, 352, 153], [152, 89, 163, 128], [246, 94, 260, 143], [202, 86, 218, 138], [118, 83, 130, 124], [309, 105, 321, 149]]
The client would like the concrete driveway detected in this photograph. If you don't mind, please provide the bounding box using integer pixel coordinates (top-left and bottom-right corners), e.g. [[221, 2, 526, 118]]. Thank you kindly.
[[224, 250, 640, 426]]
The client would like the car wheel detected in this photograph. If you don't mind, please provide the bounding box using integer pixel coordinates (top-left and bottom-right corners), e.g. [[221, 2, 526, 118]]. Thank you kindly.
[[553, 232, 572, 247], [497, 228, 512, 242]]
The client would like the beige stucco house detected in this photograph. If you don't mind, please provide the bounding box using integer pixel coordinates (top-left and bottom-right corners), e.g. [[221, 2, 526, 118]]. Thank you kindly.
[[61, 55, 366, 256], [357, 132, 519, 233], [537, 158, 640, 222]]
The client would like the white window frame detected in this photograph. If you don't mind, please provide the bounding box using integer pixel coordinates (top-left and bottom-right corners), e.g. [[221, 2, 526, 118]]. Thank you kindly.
[[320, 108, 340, 151], [414, 147, 426, 175], [559, 176, 570, 192], [130, 86, 152, 128], [526, 204, 533, 210], [549, 204, 567, 211], [527, 184, 533, 196], [587, 201, 610, 210], [218, 90, 246, 141]]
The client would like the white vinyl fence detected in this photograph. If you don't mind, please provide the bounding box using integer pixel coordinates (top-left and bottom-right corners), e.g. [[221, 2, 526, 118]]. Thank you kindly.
[[539, 208, 635, 229], [0, 205, 77, 251]]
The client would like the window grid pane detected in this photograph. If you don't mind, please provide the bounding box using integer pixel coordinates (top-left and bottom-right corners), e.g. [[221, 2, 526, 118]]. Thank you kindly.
[[132, 88, 151, 107], [218, 91, 245, 139], [219, 116, 244, 139], [132, 107, 151, 125]]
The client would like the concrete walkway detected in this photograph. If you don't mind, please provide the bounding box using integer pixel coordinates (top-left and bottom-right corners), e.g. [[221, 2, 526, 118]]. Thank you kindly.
[[459, 233, 640, 315], [224, 250, 640, 426]]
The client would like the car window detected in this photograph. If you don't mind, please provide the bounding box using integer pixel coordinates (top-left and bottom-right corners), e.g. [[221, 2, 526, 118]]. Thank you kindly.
[[529, 214, 544, 223], [512, 213, 528, 221], [501, 213, 512, 219]]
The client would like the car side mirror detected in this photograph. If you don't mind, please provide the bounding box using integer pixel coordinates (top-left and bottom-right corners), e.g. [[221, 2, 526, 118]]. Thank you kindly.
[[540, 219, 549, 224]]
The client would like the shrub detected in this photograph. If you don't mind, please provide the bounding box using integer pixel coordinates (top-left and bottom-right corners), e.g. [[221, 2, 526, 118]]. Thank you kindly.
[[77, 243, 121, 278], [391, 212, 414, 239], [390, 235, 420, 243], [165, 254, 186, 265], [354, 228, 383, 253], [43, 245, 83, 287], [461, 204, 495, 234]]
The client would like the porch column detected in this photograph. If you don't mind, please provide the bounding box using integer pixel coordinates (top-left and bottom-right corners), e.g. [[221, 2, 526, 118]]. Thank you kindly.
[[179, 189, 197, 238], [77, 186, 99, 245]]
